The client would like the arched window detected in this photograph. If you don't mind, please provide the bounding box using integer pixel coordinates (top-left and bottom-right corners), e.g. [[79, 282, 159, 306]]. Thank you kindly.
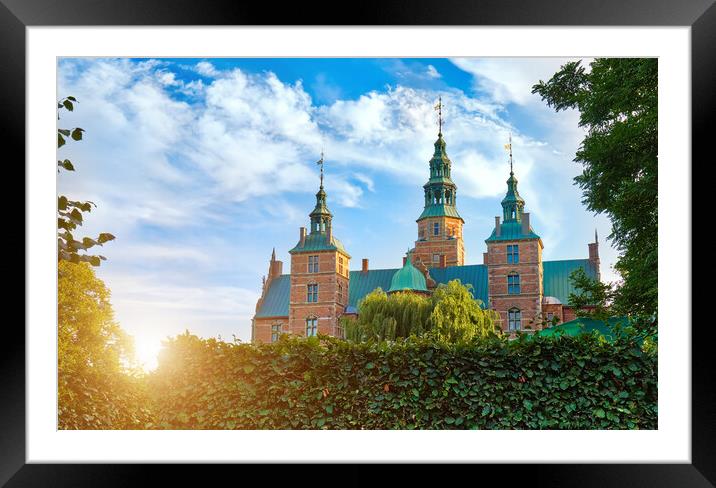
[[306, 317, 318, 337], [271, 323, 283, 342], [508, 308, 521, 331], [508, 273, 521, 294]]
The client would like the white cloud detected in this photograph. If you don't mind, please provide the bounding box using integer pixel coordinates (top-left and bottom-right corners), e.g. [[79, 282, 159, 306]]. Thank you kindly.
[[195, 60, 221, 78], [426, 64, 441, 79], [450, 58, 577, 106], [58, 58, 617, 348]]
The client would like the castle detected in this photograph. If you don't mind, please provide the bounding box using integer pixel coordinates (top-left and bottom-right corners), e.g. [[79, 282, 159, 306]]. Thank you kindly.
[[252, 113, 600, 343]]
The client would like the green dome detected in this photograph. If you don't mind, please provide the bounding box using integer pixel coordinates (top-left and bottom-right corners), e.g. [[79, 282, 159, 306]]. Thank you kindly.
[[388, 256, 428, 293]]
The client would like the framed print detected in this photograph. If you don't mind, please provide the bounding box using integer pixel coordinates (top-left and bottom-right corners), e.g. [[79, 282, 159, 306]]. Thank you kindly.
[[6, 0, 711, 485]]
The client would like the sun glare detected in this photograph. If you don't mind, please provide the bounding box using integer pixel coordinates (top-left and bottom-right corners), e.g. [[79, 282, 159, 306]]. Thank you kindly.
[[133, 335, 162, 371]]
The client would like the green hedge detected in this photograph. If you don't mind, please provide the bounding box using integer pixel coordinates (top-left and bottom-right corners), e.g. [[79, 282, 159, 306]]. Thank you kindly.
[[148, 331, 657, 430]]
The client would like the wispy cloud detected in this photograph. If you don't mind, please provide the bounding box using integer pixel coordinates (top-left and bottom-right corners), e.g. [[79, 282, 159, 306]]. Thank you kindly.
[[58, 57, 615, 348]]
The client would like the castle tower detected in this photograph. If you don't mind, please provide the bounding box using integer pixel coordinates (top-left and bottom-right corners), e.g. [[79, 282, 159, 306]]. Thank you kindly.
[[485, 140, 544, 332], [412, 98, 465, 269], [287, 155, 351, 338]]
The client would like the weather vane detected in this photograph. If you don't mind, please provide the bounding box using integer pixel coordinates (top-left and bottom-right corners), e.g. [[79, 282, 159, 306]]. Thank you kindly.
[[316, 150, 325, 188], [434, 96, 443, 135], [504, 133, 514, 174]]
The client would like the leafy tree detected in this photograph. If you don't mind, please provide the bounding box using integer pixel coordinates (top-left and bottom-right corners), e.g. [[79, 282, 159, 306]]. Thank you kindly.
[[532, 59, 657, 319], [344, 280, 499, 343], [429, 280, 500, 342], [57, 96, 115, 266], [567, 267, 616, 321], [344, 288, 432, 342], [58, 260, 153, 429]]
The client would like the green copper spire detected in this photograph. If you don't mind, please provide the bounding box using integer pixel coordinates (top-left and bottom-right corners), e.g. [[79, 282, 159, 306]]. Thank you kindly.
[[501, 136, 525, 223], [417, 99, 463, 222], [388, 251, 428, 293], [309, 152, 332, 234]]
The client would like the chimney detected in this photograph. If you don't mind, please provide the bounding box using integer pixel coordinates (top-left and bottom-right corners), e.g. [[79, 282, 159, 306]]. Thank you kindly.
[[270, 260, 283, 279], [299, 227, 306, 247], [362, 258, 369, 274], [588, 231, 601, 281], [439, 255, 447, 268], [326, 223, 332, 243], [495, 216, 501, 237], [521, 213, 530, 235]]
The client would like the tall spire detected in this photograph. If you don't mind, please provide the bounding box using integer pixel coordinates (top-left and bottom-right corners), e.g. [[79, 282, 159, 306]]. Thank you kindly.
[[501, 135, 525, 223], [309, 152, 332, 235]]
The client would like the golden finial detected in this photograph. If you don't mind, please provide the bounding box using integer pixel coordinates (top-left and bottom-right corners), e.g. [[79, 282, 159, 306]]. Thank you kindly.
[[434, 96, 443, 136], [316, 150, 324, 188], [504, 133, 514, 175]]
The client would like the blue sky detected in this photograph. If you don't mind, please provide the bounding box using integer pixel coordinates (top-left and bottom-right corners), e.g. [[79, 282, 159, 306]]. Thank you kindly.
[[57, 57, 616, 368]]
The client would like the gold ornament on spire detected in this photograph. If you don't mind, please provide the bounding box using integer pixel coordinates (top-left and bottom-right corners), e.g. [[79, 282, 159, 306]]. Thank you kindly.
[[434, 96, 444, 135], [504, 133, 514, 174], [316, 150, 325, 188]]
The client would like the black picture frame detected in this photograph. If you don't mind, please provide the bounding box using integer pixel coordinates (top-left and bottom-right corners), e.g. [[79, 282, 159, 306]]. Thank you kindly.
[[5, 0, 708, 485]]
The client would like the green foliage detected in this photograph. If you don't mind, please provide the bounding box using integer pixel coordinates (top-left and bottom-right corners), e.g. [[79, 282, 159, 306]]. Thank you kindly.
[[567, 268, 615, 321], [344, 280, 499, 343], [344, 288, 433, 341], [58, 260, 154, 429], [57, 96, 115, 266], [430, 280, 500, 342], [148, 331, 657, 430], [532, 59, 657, 319]]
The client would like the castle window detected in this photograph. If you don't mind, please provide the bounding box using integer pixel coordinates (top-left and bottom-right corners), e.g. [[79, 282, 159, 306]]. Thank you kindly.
[[508, 308, 521, 331], [338, 283, 343, 304], [507, 245, 519, 264], [433, 222, 440, 236], [307, 284, 318, 302], [433, 253, 440, 263], [338, 256, 344, 275], [306, 317, 318, 337], [271, 323, 283, 342], [508, 273, 521, 294], [308, 255, 319, 273]]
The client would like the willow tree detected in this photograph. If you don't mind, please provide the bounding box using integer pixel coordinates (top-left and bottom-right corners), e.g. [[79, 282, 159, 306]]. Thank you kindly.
[[344, 280, 499, 343], [429, 280, 500, 342], [344, 288, 432, 342]]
